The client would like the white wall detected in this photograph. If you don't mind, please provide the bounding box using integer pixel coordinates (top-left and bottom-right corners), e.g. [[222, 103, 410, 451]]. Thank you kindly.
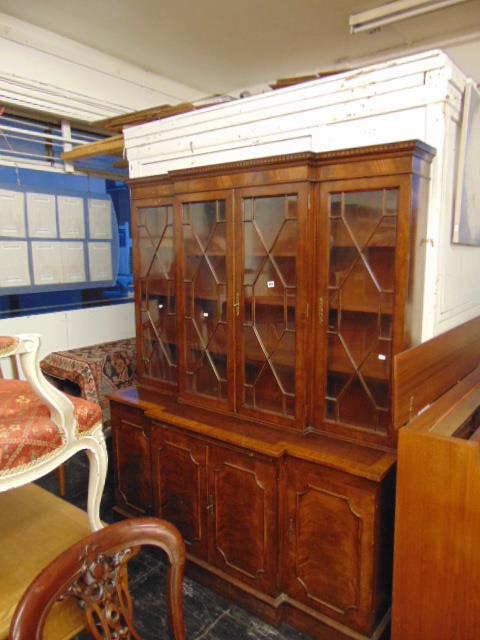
[[0, 12, 202, 121], [0, 303, 135, 360], [0, 14, 190, 355]]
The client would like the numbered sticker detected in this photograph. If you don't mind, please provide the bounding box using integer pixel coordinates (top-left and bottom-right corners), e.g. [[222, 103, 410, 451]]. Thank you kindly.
[[267, 280, 275, 289]]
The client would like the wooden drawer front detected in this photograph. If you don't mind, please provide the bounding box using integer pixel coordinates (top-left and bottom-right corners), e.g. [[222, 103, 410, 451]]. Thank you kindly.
[[208, 446, 277, 595], [285, 458, 377, 635], [151, 424, 208, 559], [111, 404, 152, 516]]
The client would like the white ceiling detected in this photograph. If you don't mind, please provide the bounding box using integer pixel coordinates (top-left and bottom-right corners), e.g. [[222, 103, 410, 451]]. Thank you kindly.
[[0, 0, 479, 95]]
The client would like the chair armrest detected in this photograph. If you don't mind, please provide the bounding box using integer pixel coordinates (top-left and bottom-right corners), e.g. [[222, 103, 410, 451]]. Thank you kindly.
[[1, 334, 76, 442]]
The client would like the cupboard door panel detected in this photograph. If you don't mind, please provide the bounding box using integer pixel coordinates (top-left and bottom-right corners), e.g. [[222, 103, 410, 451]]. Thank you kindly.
[[235, 184, 309, 429], [133, 199, 178, 388], [151, 425, 208, 559], [315, 177, 411, 442], [111, 404, 152, 516], [208, 446, 277, 594], [286, 459, 378, 635], [178, 191, 235, 412]]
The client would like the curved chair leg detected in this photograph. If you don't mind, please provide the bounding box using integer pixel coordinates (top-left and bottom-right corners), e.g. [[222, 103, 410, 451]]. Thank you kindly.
[[84, 432, 108, 531]]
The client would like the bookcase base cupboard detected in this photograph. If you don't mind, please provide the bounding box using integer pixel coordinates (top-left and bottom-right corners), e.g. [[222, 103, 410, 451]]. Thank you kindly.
[[111, 141, 434, 639]]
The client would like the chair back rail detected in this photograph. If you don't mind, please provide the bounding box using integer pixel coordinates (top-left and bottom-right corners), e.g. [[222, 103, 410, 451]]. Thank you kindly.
[[9, 518, 186, 640]]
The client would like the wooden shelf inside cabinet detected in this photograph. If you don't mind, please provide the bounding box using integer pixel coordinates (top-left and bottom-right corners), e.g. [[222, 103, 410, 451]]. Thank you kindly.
[[142, 316, 176, 329], [245, 252, 297, 258], [186, 252, 297, 258], [327, 358, 390, 382], [185, 251, 227, 257], [247, 296, 296, 308], [328, 298, 394, 315], [187, 294, 297, 309], [142, 334, 177, 346], [186, 345, 296, 376], [186, 344, 227, 358], [185, 293, 226, 303], [331, 231, 396, 249], [140, 279, 176, 297], [328, 302, 393, 315], [187, 331, 295, 369]]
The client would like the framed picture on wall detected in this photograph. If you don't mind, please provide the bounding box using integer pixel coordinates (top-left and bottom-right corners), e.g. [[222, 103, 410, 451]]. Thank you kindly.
[[452, 80, 480, 246]]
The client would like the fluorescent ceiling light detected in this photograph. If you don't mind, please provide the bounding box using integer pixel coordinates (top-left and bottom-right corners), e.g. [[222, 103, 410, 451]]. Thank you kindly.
[[349, 0, 471, 33]]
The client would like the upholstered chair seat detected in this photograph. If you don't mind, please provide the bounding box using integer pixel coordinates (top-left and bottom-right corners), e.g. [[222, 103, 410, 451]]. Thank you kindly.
[[0, 379, 102, 476]]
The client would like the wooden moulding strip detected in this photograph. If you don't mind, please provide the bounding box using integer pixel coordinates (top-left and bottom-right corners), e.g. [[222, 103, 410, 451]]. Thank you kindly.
[[405, 366, 480, 438], [94, 102, 196, 133], [393, 315, 480, 431], [61, 134, 124, 162]]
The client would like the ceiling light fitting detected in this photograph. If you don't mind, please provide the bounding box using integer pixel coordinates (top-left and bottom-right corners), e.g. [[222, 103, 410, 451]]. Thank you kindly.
[[349, 0, 471, 34]]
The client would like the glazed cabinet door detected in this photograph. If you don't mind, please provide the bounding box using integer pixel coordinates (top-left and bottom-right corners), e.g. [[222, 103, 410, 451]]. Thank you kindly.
[[234, 184, 310, 428], [177, 191, 235, 412], [151, 424, 208, 559], [285, 458, 381, 635], [111, 403, 153, 516], [133, 199, 179, 389], [314, 177, 412, 444], [207, 445, 278, 595]]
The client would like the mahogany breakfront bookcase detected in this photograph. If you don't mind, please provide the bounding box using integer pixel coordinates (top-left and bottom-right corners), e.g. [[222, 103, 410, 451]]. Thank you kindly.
[[109, 140, 434, 640]]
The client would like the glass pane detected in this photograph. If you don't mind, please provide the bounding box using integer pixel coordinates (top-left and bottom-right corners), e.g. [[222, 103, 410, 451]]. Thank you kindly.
[[137, 206, 177, 384], [139, 286, 177, 383], [344, 191, 383, 248], [138, 206, 175, 278], [182, 199, 228, 401], [241, 194, 298, 418], [325, 189, 399, 433]]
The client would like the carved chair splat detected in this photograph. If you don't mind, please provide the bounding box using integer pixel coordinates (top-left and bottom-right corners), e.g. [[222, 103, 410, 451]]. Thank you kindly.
[[9, 518, 186, 640]]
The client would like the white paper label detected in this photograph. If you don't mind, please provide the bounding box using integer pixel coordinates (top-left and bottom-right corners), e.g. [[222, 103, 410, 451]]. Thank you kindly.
[[267, 280, 275, 288]]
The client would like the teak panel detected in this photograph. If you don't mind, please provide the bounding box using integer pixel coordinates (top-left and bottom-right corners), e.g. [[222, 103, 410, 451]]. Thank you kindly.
[[393, 314, 480, 430], [392, 379, 480, 640], [285, 458, 381, 636], [208, 446, 278, 595], [110, 403, 153, 516], [151, 424, 208, 559]]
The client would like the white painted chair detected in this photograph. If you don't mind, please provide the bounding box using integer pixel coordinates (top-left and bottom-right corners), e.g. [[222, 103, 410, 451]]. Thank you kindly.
[[0, 334, 107, 531]]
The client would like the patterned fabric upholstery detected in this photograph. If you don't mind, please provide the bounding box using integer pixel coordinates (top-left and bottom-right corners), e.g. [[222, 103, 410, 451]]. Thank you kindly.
[[0, 379, 102, 476], [40, 338, 136, 425], [0, 336, 19, 358]]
